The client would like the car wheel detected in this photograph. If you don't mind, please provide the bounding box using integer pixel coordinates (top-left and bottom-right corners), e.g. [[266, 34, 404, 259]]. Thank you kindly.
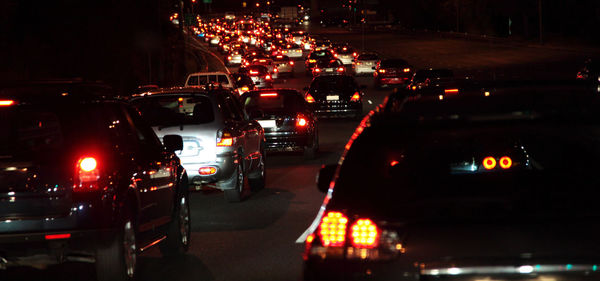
[[249, 148, 266, 191], [224, 159, 245, 202], [303, 133, 319, 160], [160, 191, 191, 256], [96, 214, 136, 281]]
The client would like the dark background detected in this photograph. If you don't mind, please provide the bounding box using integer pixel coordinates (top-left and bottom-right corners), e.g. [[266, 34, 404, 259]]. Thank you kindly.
[[1, 0, 598, 93]]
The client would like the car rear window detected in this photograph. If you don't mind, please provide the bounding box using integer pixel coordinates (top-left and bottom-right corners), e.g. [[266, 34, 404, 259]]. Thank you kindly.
[[131, 95, 215, 127], [380, 59, 408, 68], [358, 54, 379, 60], [310, 76, 357, 94], [242, 91, 306, 113]]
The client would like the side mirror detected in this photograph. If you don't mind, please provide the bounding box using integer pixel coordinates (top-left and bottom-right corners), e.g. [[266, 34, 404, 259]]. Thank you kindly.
[[317, 164, 337, 193], [163, 134, 183, 153], [360, 85, 367, 90]]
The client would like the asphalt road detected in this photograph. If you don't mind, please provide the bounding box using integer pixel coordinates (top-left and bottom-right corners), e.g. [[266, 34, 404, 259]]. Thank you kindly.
[[3, 26, 594, 281]]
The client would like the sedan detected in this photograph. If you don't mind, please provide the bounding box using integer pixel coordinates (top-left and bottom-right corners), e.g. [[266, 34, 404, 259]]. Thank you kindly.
[[373, 59, 413, 89], [352, 53, 380, 76], [304, 75, 364, 119]]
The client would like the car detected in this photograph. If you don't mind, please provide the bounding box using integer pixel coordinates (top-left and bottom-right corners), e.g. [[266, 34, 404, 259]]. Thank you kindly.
[[239, 65, 274, 88], [241, 89, 319, 158], [312, 39, 331, 51], [250, 58, 278, 79], [272, 55, 295, 78], [332, 45, 357, 65], [184, 71, 235, 89], [577, 58, 600, 92], [226, 49, 244, 66], [352, 53, 380, 76], [305, 50, 335, 73], [304, 75, 364, 119], [407, 68, 455, 90], [312, 59, 346, 77], [303, 81, 600, 281], [373, 59, 413, 89], [290, 31, 306, 45], [280, 43, 304, 59], [130, 87, 266, 202], [0, 82, 190, 281], [231, 73, 256, 95], [241, 50, 268, 67]]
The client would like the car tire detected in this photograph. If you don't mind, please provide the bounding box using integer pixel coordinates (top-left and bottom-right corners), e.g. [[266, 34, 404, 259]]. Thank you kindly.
[[249, 148, 266, 191], [160, 190, 191, 257], [303, 133, 319, 160], [96, 213, 137, 281], [224, 158, 245, 203]]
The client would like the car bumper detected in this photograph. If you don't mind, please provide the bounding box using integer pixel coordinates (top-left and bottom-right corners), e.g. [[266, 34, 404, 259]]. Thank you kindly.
[[264, 131, 311, 151], [186, 152, 237, 188], [314, 103, 362, 118], [376, 77, 410, 85]]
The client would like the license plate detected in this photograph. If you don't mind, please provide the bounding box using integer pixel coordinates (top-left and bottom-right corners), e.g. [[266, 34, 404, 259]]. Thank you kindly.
[[257, 120, 276, 128], [326, 69, 333, 72], [326, 95, 339, 101]]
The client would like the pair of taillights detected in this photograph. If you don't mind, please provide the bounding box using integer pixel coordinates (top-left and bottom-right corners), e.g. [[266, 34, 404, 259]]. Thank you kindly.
[[309, 211, 379, 249], [304, 92, 361, 103]]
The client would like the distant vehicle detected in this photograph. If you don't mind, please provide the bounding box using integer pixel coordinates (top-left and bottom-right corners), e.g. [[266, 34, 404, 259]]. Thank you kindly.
[[290, 31, 306, 45], [239, 65, 274, 88], [241, 89, 319, 158], [0, 82, 189, 281], [407, 68, 455, 90], [373, 59, 413, 89], [312, 59, 346, 77], [231, 73, 256, 95], [304, 82, 600, 281], [184, 72, 235, 89], [225, 12, 236, 20], [280, 43, 304, 59], [130, 88, 266, 202], [352, 53, 380, 76], [250, 58, 278, 79], [305, 50, 335, 73], [332, 45, 357, 65], [226, 49, 244, 66], [304, 75, 364, 119], [272, 55, 295, 77]]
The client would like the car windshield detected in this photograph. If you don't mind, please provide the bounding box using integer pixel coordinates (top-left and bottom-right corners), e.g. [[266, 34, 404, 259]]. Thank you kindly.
[[131, 95, 215, 127]]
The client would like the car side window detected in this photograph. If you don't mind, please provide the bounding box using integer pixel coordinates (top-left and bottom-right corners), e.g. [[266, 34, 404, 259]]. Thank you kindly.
[[123, 106, 164, 155], [224, 95, 244, 121], [217, 95, 236, 120], [187, 76, 199, 86]]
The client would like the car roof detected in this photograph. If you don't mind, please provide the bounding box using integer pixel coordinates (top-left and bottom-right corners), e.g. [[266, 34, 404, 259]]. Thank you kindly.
[[187, 71, 231, 76], [130, 87, 231, 99]]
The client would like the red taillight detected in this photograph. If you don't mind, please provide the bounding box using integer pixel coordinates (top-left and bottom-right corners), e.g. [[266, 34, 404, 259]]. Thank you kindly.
[[199, 167, 217, 175], [45, 233, 71, 240], [296, 115, 308, 127], [227, 56, 232, 60], [290, 61, 294, 65], [403, 68, 411, 72], [75, 156, 100, 192], [350, 219, 379, 248], [217, 131, 235, 147], [444, 88, 459, 94], [274, 67, 279, 73], [353, 52, 358, 57], [499, 156, 512, 169], [0, 100, 15, 106], [260, 92, 278, 97], [337, 67, 345, 72], [265, 74, 272, 80], [305, 94, 315, 103], [350, 92, 361, 102], [319, 211, 348, 247], [378, 69, 386, 73], [314, 68, 321, 73], [483, 156, 496, 170], [249, 70, 259, 75]]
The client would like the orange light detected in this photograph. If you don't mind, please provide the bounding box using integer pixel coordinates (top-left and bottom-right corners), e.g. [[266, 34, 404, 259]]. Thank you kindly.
[[249, 70, 259, 75], [79, 157, 97, 172], [314, 68, 321, 72], [45, 233, 71, 240], [274, 67, 279, 73], [260, 92, 278, 97], [319, 211, 348, 247], [290, 61, 294, 65], [350, 92, 361, 102], [390, 160, 399, 166], [306, 234, 314, 243], [296, 115, 308, 127], [337, 67, 345, 72], [217, 138, 233, 147], [0, 100, 15, 106], [305, 94, 315, 103], [444, 88, 459, 94], [265, 74, 272, 80], [353, 52, 358, 57], [411, 86, 417, 90], [351, 219, 379, 248], [499, 156, 512, 169], [378, 69, 386, 73], [483, 157, 496, 170], [199, 167, 217, 175], [403, 68, 411, 72]]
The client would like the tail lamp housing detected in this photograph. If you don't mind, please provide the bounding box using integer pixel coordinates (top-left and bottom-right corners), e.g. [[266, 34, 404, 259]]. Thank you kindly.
[[74, 156, 100, 192]]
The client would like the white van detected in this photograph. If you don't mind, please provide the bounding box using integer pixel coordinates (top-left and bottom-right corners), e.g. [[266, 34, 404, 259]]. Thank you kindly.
[[184, 72, 235, 89]]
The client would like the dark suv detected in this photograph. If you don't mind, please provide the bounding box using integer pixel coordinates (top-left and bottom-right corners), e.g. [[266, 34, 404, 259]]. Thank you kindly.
[[0, 82, 190, 281]]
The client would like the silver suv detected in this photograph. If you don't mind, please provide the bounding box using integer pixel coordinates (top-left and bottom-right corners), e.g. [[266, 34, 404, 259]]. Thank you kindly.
[[130, 87, 266, 202]]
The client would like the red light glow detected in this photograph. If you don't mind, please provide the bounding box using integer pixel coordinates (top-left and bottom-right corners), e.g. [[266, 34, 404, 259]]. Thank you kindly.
[[319, 212, 348, 247], [260, 92, 278, 97], [45, 233, 71, 240], [483, 157, 497, 170], [499, 156, 512, 169], [350, 219, 379, 248]]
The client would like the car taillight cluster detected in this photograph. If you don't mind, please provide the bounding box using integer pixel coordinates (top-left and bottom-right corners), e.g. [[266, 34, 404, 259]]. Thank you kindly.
[[74, 156, 100, 192], [217, 131, 235, 147], [350, 92, 361, 102], [316, 211, 380, 248], [483, 156, 512, 170], [296, 114, 308, 127], [305, 94, 315, 103]]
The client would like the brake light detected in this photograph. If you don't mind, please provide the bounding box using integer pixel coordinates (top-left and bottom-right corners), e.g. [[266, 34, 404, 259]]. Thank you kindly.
[[444, 88, 459, 94], [0, 100, 15, 106], [483, 157, 496, 170], [260, 92, 278, 97], [274, 67, 279, 73], [217, 131, 235, 147], [337, 67, 345, 72], [74, 156, 100, 192], [319, 211, 348, 247], [350, 219, 379, 248], [353, 52, 358, 57], [265, 74, 272, 80], [378, 69, 386, 73], [290, 61, 294, 65], [308, 59, 316, 63], [296, 115, 308, 127], [45, 233, 71, 240], [403, 68, 411, 72], [499, 156, 512, 169], [249, 70, 259, 75], [314, 68, 321, 73], [227, 56, 232, 60], [199, 167, 217, 175], [334, 54, 338, 58], [350, 92, 361, 102], [305, 94, 315, 103]]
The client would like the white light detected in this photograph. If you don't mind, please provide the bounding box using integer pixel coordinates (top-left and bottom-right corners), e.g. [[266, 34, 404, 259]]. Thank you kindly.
[[448, 268, 461, 275], [518, 265, 534, 274], [7, 191, 15, 196], [430, 269, 439, 275]]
